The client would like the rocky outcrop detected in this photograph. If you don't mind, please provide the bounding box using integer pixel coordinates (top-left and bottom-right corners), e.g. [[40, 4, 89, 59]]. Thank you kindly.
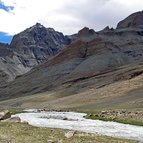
[[0, 110, 11, 120], [77, 27, 95, 38], [0, 110, 23, 123], [117, 11, 143, 29], [100, 26, 114, 33], [65, 131, 77, 138], [0, 43, 11, 57]]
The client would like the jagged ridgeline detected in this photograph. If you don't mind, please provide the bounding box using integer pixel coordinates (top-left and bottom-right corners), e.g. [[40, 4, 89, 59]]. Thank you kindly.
[[0, 23, 76, 85]]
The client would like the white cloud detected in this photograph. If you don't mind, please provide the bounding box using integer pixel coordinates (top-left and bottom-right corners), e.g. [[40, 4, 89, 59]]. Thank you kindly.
[[0, 0, 143, 35]]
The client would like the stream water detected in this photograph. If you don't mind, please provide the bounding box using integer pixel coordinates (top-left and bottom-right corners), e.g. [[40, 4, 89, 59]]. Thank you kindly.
[[14, 110, 143, 142]]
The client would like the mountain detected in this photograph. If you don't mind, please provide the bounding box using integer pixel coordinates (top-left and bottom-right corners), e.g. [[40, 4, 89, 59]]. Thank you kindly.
[[0, 11, 143, 110], [10, 23, 75, 67], [0, 23, 75, 85], [117, 11, 143, 29]]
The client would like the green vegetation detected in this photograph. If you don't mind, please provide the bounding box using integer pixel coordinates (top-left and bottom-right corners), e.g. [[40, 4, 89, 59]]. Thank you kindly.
[[0, 122, 138, 143], [0, 108, 142, 142], [115, 119, 143, 126], [9, 108, 25, 115], [86, 115, 143, 126], [83, 109, 143, 126]]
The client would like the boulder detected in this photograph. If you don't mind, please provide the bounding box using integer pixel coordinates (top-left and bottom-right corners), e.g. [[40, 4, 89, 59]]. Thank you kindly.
[[101, 111, 108, 114], [21, 121, 29, 124], [65, 131, 77, 138], [63, 117, 68, 120], [2, 116, 21, 123], [0, 110, 11, 120]]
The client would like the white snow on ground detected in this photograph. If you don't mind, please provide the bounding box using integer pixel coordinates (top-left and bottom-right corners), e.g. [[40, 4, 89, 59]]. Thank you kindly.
[[13, 111, 143, 142]]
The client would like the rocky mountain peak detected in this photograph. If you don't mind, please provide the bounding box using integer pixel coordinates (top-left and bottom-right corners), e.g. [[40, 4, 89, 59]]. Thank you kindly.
[[77, 27, 95, 37], [35, 22, 44, 28], [25, 23, 47, 36], [117, 11, 143, 29], [10, 23, 75, 67], [0, 23, 76, 85], [100, 26, 114, 33], [30, 22, 45, 29]]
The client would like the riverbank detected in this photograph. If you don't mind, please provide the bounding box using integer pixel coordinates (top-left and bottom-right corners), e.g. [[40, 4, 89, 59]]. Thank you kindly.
[[12, 111, 143, 142], [84, 110, 143, 126], [1, 108, 143, 126], [0, 122, 138, 143]]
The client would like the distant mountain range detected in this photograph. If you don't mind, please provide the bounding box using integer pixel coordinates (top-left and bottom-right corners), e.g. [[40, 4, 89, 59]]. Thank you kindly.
[[0, 11, 143, 110]]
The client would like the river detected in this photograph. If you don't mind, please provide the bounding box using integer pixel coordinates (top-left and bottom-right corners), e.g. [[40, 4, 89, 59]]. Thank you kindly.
[[13, 110, 143, 142]]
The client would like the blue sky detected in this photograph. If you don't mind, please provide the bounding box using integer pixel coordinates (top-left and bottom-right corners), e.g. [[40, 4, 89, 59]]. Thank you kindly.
[[0, 2, 14, 12], [0, 32, 12, 44], [0, 1, 13, 44]]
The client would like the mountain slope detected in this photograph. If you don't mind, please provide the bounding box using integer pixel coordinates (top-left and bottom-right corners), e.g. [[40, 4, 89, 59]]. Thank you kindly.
[[0, 23, 75, 85], [0, 43, 30, 85], [1, 12, 143, 110]]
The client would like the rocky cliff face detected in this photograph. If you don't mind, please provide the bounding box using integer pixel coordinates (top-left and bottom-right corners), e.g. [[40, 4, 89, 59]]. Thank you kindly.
[[10, 23, 75, 67], [0, 23, 75, 85], [0, 43, 30, 85], [0, 43, 11, 57]]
